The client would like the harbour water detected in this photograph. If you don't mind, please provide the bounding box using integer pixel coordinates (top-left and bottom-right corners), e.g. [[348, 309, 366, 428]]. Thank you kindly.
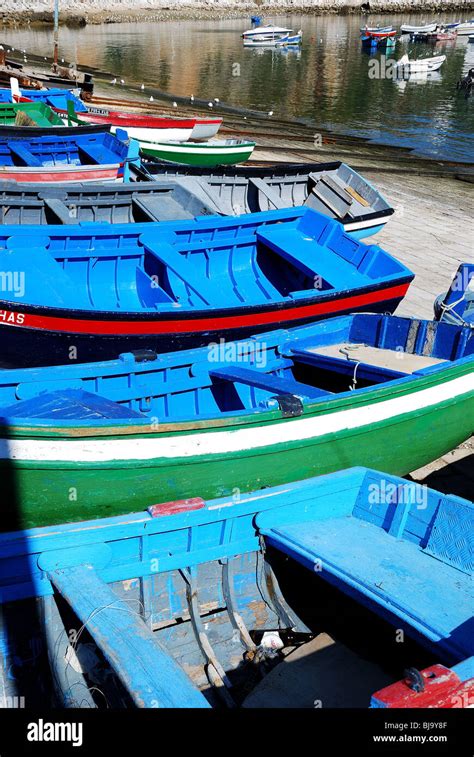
[[3, 13, 474, 162]]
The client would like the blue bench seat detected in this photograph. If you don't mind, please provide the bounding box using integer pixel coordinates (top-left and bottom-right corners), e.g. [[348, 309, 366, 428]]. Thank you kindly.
[[258, 499, 473, 661]]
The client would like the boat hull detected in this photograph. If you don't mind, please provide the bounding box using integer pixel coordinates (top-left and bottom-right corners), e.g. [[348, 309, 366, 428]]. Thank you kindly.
[[140, 141, 255, 167], [1, 362, 472, 529], [0, 164, 122, 183], [0, 123, 111, 138], [0, 283, 409, 367]]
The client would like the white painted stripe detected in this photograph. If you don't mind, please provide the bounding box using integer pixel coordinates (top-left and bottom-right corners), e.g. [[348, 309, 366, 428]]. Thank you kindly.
[[139, 142, 253, 156], [1, 372, 472, 463], [110, 125, 193, 142], [344, 217, 388, 232]]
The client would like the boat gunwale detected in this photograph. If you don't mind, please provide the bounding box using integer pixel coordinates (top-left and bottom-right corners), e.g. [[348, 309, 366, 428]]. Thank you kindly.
[[0, 356, 471, 440], [0, 274, 413, 319]]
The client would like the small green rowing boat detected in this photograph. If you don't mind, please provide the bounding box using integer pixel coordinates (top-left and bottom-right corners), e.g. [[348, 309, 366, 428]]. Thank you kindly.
[[139, 137, 256, 167]]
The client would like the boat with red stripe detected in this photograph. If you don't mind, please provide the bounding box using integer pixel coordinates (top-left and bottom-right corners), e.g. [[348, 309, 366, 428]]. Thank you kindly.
[[0, 128, 140, 184], [0, 207, 413, 366], [5, 81, 222, 142]]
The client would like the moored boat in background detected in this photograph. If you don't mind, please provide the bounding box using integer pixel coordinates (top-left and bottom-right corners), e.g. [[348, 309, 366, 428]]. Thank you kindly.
[[456, 20, 474, 36], [396, 54, 446, 74], [400, 23, 437, 34]]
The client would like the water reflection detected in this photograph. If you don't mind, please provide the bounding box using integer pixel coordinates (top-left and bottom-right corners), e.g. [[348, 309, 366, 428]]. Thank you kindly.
[[1, 13, 473, 161]]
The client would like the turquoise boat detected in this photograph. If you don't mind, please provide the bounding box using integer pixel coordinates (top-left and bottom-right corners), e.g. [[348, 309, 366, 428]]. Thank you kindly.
[[0, 468, 472, 708]]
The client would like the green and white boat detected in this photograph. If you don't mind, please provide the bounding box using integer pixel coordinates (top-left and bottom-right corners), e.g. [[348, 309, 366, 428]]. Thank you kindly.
[[0, 313, 472, 529], [139, 137, 256, 167]]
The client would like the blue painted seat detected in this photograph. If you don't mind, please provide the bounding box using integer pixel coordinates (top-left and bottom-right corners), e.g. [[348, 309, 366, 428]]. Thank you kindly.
[[209, 366, 330, 401], [1, 389, 143, 420], [257, 491, 473, 660], [256, 224, 365, 290], [9, 143, 42, 167]]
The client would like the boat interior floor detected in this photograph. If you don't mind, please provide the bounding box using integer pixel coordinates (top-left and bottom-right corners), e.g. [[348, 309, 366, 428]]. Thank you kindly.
[[305, 343, 446, 373], [242, 633, 393, 708]]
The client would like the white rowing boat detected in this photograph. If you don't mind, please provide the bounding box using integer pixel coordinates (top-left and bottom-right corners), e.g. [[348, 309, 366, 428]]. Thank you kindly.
[[400, 23, 437, 34], [396, 54, 446, 73], [456, 20, 474, 36]]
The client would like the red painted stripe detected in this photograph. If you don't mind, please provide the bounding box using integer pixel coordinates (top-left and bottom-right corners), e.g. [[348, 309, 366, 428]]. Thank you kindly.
[[0, 167, 120, 183], [0, 283, 410, 335], [54, 107, 197, 130]]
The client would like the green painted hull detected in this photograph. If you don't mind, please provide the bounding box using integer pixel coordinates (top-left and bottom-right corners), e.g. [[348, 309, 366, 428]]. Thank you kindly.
[[140, 142, 255, 167], [2, 366, 472, 529]]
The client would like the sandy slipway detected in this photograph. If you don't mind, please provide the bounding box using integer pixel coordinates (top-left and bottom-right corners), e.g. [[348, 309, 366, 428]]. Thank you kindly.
[[2, 1, 474, 27]]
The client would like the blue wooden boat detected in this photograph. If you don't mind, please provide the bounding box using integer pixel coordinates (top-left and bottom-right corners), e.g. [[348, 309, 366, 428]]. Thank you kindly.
[[0, 129, 139, 183], [0, 313, 472, 531], [0, 160, 395, 239], [361, 31, 397, 49], [0, 467, 472, 708], [434, 263, 474, 327], [0, 86, 88, 114], [360, 25, 394, 33], [0, 208, 414, 366]]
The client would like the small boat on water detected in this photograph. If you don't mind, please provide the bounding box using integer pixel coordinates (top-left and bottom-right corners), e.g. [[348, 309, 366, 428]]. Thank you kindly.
[[0, 313, 471, 529], [275, 32, 303, 47], [242, 25, 293, 40], [0, 100, 109, 138], [0, 129, 139, 184], [0, 468, 472, 708], [362, 29, 397, 39], [400, 23, 437, 34], [427, 29, 458, 42], [456, 20, 474, 36], [434, 263, 474, 327], [0, 161, 395, 239], [360, 25, 394, 33], [0, 209, 413, 365], [396, 54, 446, 73], [139, 137, 256, 166], [242, 25, 302, 46], [361, 31, 397, 49]]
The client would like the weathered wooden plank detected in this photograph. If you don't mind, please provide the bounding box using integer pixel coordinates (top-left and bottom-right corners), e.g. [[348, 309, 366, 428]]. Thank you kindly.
[[48, 563, 210, 708]]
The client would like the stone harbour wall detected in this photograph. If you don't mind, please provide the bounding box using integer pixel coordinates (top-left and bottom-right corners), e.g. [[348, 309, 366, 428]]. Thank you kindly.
[[2, 0, 474, 28]]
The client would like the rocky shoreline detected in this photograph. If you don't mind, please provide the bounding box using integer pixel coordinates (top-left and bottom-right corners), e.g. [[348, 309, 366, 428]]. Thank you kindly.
[[2, 1, 474, 29]]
